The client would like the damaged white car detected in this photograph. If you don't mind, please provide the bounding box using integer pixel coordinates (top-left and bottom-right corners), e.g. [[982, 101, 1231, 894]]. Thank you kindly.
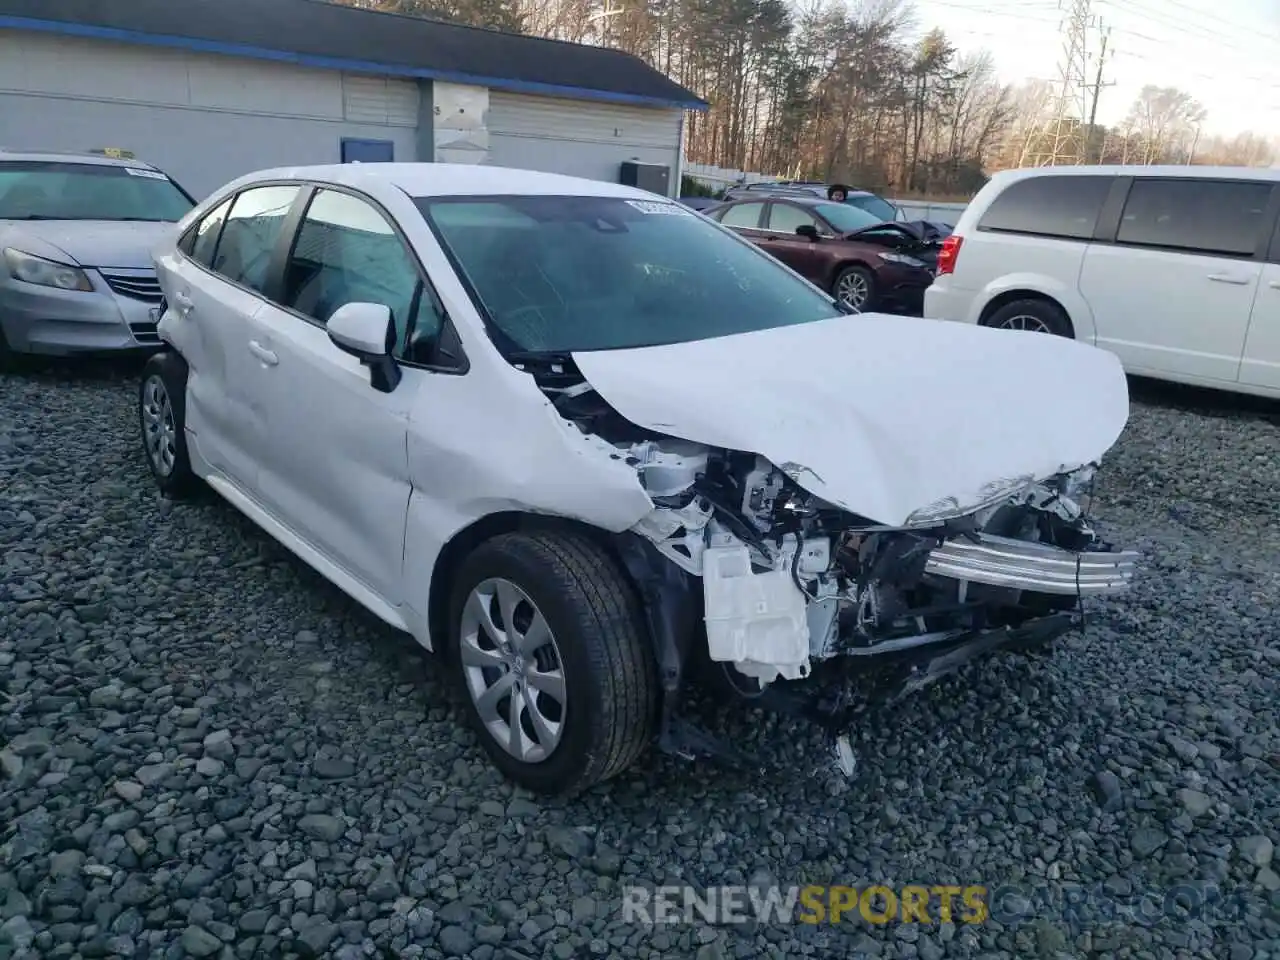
[[139, 163, 1140, 795]]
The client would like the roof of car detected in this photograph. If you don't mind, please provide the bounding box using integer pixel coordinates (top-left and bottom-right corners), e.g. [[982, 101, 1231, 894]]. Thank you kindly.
[[0, 149, 157, 169], [989, 164, 1280, 184], [3, 0, 707, 110], [227, 162, 666, 200], [725, 194, 839, 207]]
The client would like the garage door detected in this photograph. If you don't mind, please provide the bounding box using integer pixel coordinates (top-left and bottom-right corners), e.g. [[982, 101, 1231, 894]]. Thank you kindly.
[[487, 91, 680, 195]]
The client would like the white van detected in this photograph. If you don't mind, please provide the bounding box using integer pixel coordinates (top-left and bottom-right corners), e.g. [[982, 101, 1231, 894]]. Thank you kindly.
[[923, 165, 1280, 399]]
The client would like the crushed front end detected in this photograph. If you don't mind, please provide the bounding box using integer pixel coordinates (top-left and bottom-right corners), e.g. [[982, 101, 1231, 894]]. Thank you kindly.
[[532, 356, 1141, 770]]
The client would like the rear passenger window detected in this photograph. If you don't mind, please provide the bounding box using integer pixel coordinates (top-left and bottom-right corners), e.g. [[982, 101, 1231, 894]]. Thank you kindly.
[[978, 175, 1112, 240], [1116, 179, 1271, 257], [189, 197, 233, 268], [718, 202, 765, 228], [212, 185, 301, 294]]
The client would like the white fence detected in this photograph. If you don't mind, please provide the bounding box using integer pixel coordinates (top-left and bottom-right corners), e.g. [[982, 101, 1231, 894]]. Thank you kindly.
[[683, 161, 971, 222]]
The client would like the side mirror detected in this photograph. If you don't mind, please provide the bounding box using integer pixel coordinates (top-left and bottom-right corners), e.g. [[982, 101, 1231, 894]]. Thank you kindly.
[[326, 301, 401, 393], [795, 224, 820, 241]]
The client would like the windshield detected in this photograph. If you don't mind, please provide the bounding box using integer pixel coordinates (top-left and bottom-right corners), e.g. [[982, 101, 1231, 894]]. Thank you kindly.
[[416, 195, 841, 353], [0, 162, 196, 222], [812, 201, 886, 233], [845, 194, 899, 223]]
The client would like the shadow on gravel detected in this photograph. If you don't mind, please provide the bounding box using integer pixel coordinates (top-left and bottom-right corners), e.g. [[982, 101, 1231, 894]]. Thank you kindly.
[[1128, 374, 1280, 424], [1, 352, 152, 384]]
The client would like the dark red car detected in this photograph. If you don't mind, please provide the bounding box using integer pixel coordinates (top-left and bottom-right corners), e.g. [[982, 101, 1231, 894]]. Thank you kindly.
[[705, 195, 944, 313]]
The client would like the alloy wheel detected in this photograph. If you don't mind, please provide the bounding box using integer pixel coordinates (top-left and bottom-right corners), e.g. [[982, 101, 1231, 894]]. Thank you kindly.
[[998, 314, 1052, 333], [458, 577, 567, 763], [836, 271, 869, 311], [141, 375, 177, 477]]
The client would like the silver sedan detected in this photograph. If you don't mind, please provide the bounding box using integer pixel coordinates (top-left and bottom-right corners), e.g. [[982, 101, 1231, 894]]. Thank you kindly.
[[0, 150, 197, 363]]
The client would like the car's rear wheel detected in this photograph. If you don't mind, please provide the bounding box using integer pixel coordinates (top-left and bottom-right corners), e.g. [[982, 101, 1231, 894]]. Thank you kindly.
[[448, 530, 657, 796], [833, 265, 876, 312], [984, 298, 1073, 338], [139, 351, 200, 499]]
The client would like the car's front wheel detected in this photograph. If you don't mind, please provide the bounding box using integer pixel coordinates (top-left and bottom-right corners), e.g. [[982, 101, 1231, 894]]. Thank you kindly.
[[139, 351, 200, 499], [833, 264, 876, 312], [448, 530, 657, 796]]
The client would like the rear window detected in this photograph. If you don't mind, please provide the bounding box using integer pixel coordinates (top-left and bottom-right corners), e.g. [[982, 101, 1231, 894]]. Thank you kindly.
[[977, 175, 1113, 240], [1116, 178, 1272, 257]]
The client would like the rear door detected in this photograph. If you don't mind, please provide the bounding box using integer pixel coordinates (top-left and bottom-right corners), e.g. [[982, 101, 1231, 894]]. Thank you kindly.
[[157, 191, 275, 490], [1080, 177, 1276, 383], [710, 201, 768, 245], [1241, 216, 1280, 391]]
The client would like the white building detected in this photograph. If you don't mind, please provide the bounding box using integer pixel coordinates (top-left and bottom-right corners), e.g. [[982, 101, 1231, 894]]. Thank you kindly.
[[0, 0, 706, 199]]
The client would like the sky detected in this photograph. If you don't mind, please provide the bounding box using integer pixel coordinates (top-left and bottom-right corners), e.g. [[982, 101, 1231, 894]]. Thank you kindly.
[[909, 0, 1280, 138]]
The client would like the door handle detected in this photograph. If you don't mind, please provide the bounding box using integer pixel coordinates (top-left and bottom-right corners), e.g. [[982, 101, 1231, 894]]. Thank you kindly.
[[1269, 280, 1280, 290], [1207, 273, 1251, 285], [247, 340, 278, 366]]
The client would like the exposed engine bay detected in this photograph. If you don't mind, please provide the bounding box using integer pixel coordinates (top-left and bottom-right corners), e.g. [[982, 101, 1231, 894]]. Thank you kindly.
[[532, 357, 1140, 692]]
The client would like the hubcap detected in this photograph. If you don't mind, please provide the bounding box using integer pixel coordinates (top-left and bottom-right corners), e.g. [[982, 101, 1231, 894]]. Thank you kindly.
[[141, 375, 177, 477], [458, 578, 567, 763], [836, 271, 869, 310], [999, 314, 1051, 333]]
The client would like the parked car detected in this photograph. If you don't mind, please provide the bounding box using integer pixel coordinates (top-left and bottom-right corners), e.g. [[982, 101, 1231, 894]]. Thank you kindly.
[[723, 180, 909, 222], [140, 162, 1139, 795], [0, 150, 197, 363], [706, 194, 945, 312], [677, 196, 720, 211], [924, 165, 1280, 399]]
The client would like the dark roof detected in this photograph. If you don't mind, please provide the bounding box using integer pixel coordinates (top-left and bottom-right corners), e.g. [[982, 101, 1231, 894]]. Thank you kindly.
[[0, 0, 707, 110]]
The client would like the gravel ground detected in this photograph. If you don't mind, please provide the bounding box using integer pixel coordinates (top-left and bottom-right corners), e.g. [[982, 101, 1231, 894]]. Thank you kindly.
[[1, 360, 1278, 960]]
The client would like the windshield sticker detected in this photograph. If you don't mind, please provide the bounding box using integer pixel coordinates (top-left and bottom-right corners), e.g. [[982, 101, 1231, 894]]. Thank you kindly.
[[125, 168, 169, 180], [625, 199, 692, 216]]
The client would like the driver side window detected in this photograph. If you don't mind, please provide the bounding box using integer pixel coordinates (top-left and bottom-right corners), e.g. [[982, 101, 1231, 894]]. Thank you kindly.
[[766, 203, 821, 235], [281, 188, 446, 364]]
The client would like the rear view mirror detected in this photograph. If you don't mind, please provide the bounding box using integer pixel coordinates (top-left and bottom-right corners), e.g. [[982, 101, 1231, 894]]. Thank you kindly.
[[795, 224, 820, 241], [327, 301, 401, 393]]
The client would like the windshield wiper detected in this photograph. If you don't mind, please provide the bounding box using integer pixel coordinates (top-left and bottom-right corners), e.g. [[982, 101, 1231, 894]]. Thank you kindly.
[[507, 349, 576, 366]]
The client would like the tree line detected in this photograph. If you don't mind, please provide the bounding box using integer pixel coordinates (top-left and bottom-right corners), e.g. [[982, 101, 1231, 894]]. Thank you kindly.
[[340, 0, 1276, 197]]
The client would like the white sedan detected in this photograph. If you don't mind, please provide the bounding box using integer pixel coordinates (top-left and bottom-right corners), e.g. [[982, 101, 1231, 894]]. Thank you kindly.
[[139, 163, 1140, 795]]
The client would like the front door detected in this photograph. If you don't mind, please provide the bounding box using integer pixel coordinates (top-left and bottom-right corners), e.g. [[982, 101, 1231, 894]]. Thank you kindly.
[[251, 187, 445, 603], [761, 200, 828, 282], [1079, 177, 1274, 384]]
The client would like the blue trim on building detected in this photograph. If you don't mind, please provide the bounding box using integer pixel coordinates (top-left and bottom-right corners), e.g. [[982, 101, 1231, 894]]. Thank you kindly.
[[0, 16, 710, 111]]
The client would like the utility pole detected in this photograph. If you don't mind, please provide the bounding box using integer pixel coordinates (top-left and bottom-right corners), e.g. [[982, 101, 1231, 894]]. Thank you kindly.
[[1084, 24, 1115, 163], [1028, 0, 1094, 167]]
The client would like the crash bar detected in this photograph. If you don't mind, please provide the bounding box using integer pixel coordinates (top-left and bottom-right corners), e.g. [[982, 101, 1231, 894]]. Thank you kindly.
[[924, 534, 1140, 597]]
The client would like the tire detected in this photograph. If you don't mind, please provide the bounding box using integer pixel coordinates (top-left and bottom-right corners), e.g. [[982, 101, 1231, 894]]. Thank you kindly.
[[983, 298, 1073, 338], [832, 264, 877, 312], [138, 350, 201, 499], [0, 326, 20, 374], [447, 530, 658, 796]]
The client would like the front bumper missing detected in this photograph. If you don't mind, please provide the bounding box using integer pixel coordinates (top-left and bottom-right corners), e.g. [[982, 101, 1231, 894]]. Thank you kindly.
[[925, 533, 1140, 596], [660, 611, 1080, 771]]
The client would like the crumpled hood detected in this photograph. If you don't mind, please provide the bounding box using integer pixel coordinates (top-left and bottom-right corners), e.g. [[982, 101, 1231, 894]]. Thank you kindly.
[[3, 220, 177, 269], [572, 314, 1131, 526]]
